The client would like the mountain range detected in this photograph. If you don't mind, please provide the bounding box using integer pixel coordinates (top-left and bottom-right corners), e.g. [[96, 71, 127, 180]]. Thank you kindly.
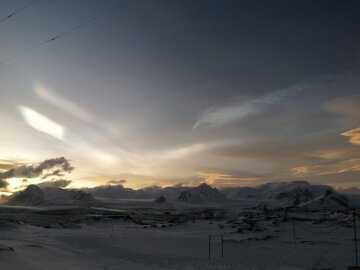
[[4, 181, 355, 209]]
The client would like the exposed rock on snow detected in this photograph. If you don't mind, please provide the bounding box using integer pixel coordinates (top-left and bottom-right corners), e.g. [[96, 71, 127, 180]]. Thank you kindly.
[[7, 185, 95, 206], [178, 183, 227, 203], [8, 185, 44, 206]]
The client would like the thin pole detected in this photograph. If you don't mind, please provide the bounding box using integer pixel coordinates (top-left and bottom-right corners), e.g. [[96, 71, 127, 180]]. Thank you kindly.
[[293, 219, 296, 246], [354, 210, 358, 266], [208, 236, 211, 259], [222, 235, 224, 258]]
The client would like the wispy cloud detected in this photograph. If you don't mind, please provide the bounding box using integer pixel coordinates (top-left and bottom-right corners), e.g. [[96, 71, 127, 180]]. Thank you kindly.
[[292, 158, 360, 176], [342, 127, 360, 145], [194, 84, 304, 129], [38, 179, 72, 189], [35, 84, 94, 122], [18, 106, 65, 141], [18, 104, 120, 165], [197, 170, 264, 187], [0, 159, 21, 171], [107, 179, 127, 185]]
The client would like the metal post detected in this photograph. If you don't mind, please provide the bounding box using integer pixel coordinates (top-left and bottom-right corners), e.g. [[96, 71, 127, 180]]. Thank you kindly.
[[208, 236, 211, 259], [293, 219, 296, 246], [354, 210, 358, 266], [221, 235, 224, 258], [283, 209, 287, 232]]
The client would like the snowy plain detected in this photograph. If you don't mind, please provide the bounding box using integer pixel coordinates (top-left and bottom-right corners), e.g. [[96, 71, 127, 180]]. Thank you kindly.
[[0, 207, 357, 270], [0, 181, 359, 270]]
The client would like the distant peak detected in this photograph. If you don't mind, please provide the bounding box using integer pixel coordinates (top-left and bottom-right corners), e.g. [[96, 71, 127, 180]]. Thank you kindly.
[[197, 183, 212, 188], [24, 184, 42, 192]]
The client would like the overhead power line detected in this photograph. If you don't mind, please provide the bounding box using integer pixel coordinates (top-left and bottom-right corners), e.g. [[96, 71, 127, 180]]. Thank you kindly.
[[0, 0, 134, 66], [0, 0, 38, 25]]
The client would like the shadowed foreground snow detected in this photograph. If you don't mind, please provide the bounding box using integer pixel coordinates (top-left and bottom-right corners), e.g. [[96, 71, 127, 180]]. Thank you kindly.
[[0, 217, 356, 270]]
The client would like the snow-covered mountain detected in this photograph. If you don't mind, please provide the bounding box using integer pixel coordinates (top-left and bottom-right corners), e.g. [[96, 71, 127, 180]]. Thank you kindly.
[[85, 184, 189, 200], [84, 184, 142, 199], [6, 181, 352, 209], [8, 185, 44, 206], [86, 183, 227, 204], [297, 189, 349, 210], [222, 181, 350, 209], [178, 183, 227, 203], [7, 185, 96, 206]]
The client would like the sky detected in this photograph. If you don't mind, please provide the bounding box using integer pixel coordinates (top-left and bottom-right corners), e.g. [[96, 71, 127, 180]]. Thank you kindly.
[[0, 0, 359, 192]]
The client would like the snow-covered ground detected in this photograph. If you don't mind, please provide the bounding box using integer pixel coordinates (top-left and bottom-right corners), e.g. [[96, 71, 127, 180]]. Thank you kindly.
[[0, 209, 357, 270], [1, 181, 359, 269]]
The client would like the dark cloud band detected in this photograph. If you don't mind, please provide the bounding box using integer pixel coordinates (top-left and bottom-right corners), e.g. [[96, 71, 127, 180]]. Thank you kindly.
[[0, 157, 74, 180]]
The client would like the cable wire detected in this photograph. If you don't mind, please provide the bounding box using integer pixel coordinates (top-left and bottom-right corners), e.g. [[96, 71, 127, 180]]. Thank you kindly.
[[0, 0, 38, 25], [0, 0, 134, 66]]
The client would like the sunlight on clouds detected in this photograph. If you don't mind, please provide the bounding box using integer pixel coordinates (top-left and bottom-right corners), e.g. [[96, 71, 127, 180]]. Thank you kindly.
[[18, 106, 65, 141], [5, 177, 43, 192], [342, 127, 360, 145], [35, 84, 94, 122], [292, 158, 360, 176], [305, 150, 348, 160], [90, 149, 118, 164], [162, 144, 207, 159], [18, 105, 119, 167], [197, 171, 260, 187]]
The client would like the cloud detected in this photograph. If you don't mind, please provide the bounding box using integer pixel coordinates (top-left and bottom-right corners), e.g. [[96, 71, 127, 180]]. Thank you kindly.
[[18, 106, 65, 141], [193, 84, 304, 129], [0, 157, 74, 180], [107, 179, 127, 185], [323, 95, 360, 120], [210, 136, 348, 162], [41, 169, 64, 179], [292, 158, 360, 177], [162, 143, 211, 159], [18, 104, 119, 165], [38, 179, 72, 188], [0, 160, 21, 171], [35, 84, 94, 122], [197, 170, 266, 187], [342, 127, 360, 145]]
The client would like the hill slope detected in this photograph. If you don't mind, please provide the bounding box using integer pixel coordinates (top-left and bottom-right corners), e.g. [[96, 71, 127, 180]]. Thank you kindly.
[[222, 181, 350, 209]]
